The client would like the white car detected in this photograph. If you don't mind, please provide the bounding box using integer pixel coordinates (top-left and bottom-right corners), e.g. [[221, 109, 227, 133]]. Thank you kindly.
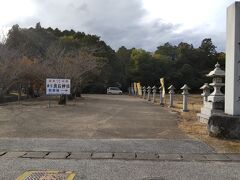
[[107, 87, 123, 95]]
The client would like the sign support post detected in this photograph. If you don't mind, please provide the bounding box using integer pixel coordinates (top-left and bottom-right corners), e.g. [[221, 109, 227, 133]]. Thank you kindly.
[[48, 96, 51, 108]]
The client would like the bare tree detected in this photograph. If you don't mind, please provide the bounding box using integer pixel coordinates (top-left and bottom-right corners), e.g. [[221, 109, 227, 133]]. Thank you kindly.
[[0, 43, 49, 100], [45, 43, 104, 103], [0, 45, 22, 98], [0, 34, 106, 103]]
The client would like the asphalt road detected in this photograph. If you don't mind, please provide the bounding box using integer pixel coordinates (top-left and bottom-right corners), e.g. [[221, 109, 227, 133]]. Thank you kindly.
[[0, 138, 214, 153], [2, 158, 240, 180]]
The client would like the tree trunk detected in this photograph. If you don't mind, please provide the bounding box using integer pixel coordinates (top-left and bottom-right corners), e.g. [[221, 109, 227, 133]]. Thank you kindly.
[[58, 95, 67, 105], [18, 86, 21, 102], [76, 85, 81, 97], [0, 89, 4, 103], [27, 84, 34, 98], [68, 86, 76, 100]]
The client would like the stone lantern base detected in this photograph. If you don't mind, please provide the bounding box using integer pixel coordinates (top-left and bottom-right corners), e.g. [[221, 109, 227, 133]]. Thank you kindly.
[[197, 101, 224, 124], [197, 101, 240, 139], [208, 114, 240, 139]]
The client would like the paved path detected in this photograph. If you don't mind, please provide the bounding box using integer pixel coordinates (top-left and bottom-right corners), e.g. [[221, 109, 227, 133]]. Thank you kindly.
[[1, 158, 240, 180], [0, 138, 213, 153]]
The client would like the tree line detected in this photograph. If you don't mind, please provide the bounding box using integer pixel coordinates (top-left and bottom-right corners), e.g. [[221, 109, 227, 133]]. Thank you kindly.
[[0, 23, 225, 101], [117, 40, 225, 92]]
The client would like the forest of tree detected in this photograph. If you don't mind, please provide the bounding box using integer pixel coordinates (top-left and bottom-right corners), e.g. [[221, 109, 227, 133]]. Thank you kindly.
[[0, 23, 225, 101], [118, 40, 225, 92]]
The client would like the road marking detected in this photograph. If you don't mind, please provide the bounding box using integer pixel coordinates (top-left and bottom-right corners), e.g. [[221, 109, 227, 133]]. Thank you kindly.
[[16, 170, 76, 180]]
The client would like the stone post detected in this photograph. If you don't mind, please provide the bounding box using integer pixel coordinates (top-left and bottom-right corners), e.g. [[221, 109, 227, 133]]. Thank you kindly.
[[128, 87, 131, 96], [225, 2, 240, 115], [200, 83, 210, 102], [152, 86, 156, 103], [197, 2, 240, 139], [181, 84, 190, 112], [168, 85, 175, 107], [131, 84, 134, 96], [159, 86, 164, 105], [142, 86, 146, 99], [147, 86, 151, 101]]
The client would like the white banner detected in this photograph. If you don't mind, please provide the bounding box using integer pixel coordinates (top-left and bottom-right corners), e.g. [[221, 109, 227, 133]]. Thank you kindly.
[[46, 78, 71, 95]]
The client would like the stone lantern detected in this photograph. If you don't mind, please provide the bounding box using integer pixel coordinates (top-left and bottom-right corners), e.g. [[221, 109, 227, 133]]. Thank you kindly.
[[142, 86, 146, 99], [207, 62, 225, 103], [200, 83, 210, 102], [147, 86, 151, 101], [168, 85, 175, 107], [181, 84, 190, 112], [152, 86, 157, 103], [197, 63, 225, 123]]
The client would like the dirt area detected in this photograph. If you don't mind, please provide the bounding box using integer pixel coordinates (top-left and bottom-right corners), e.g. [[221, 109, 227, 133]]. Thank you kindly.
[[0, 94, 187, 139], [163, 94, 240, 153]]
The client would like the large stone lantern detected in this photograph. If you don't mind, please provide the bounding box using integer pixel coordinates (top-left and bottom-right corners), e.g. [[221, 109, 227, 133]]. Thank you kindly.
[[207, 62, 225, 103], [197, 62, 225, 123]]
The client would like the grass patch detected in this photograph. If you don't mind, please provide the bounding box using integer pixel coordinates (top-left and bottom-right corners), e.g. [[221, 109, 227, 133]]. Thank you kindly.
[[164, 94, 240, 153]]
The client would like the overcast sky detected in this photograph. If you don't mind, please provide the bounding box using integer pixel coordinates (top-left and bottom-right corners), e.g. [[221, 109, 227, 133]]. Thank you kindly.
[[0, 0, 236, 52]]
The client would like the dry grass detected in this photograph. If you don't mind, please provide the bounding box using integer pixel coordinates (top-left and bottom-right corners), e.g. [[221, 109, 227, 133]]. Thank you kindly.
[[162, 94, 240, 153]]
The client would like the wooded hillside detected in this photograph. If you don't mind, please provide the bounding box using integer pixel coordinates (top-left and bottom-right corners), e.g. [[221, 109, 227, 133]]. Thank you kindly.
[[0, 23, 225, 98]]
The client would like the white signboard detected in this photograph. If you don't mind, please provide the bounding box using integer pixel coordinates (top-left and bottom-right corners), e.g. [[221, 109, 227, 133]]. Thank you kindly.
[[46, 78, 71, 95]]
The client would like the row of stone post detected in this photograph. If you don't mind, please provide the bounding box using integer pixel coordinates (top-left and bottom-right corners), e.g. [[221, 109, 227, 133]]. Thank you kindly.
[[141, 84, 191, 112], [142, 86, 158, 103]]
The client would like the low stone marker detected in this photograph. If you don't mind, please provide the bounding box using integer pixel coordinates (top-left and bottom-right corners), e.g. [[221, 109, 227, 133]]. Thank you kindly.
[[142, 86, 146, 99], [200, 83, 210, 102], [159, 86, 164, 105], [147, 86, 151, 101], [168, 85, 175, 107], [181, 84, 190, 112], [152, 86, 157, 103], [128, 87, 131, 95]]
